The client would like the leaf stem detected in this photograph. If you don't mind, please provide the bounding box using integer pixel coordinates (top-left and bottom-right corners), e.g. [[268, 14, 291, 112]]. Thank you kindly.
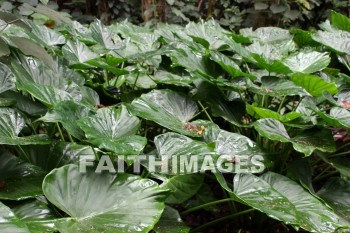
[[277, 96, 286, 114], [17, 145, 30, 162], [198, 101, 213, 123], [335, 142, 350, 153], [56, 123, 65, 141], [328, 150, 350, 158], [67, 132, 74, 142], [180, 198, 234, 216], [190, 209, 255, 232]]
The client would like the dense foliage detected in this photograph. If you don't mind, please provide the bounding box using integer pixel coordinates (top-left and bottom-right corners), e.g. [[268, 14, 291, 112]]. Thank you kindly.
[[0, 4, 350, 233], [2, 0, 350, 29]]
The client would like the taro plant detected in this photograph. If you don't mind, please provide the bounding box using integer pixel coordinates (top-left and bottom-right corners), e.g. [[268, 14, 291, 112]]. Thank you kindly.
[[0, 4, 349, 233]]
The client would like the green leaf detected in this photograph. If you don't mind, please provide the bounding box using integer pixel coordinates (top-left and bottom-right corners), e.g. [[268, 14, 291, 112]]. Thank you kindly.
[[153, 206, 190, 233], [161, 174, 204, 204], [0, 11, 31, 31], [0, 201, 30, 232], [291, 128, 336, 156], [0, 151, 46, 200], [11, 200, 59, 233], [0, 62, 18, 94], [0, 108, 49, 145], [290, 73, 338, 97], [249, 76, 307, 97], [23, 142, 96, 171], [62, 39, 99, 65], [86, 58, 128, 76], [254, 118, 336, 156], [209, 50, 254, 79], [240, 27, 292, 43], [43, 164, 168, 233], [16, 81, 73, 107], [287, 158, 314, 193], [248, 105, 302, 122], [216, 172, 349, 232], [312, 30, 350, 55], [283, 51, 330, 74], [261, 172, 349, 232], [246, 41, 293, 73], [204, 126, 267, 173], [90, 19, 119, 50], [25, 20, 66, 46], [125, 73, 157, 89], [184, 19, 226, 50], [21, 3, 72, 25], [145, 132, 214, 174], [193, 80, 248, 127], [152, 70, 192, 87], [253, 118, 290, 142], [318, 177, 350, 221], [0, 37, 10, 57], [10, 37, 54, 67], [39, 101, 94, 140], [317, 153, 350, 182], [290, 29, 320, 47], [169, 47, 216, 81], [304, 98, 350, 128], [77, 105, 146, 154], [0, 98, 15, 107], [0, 91, 46, 116], [130, 89, 202, 137], [331, 11, 350, 32]]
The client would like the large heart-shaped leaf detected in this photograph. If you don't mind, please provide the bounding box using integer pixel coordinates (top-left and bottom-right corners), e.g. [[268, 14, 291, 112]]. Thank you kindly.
[[215, 172, 349, 232], [130, 89, 202, 137], [0, 62, 15, 94], [209, 50, 254, 79], [0, 201, 30, 232], [25, 20, 66, 46], [43, 164, 168, 233], [318, 177, 350, 221], [247, 105, 302, 122], [23, 141, 96, 171], [0, 151, 46, 200], [290, 73, 338, 96], [184, 19, 226, 50], [11, 199, 59, 232], [193, 80, 248, 127], [246, 41, 294, 73], [249, 76, 307, 97], [311, 30, 350, 55], [254, 118, 336, 156], [10, 37, 54, 67], [0, 108, 49, 145], [161, 174, 204, 204], [62, 39, 99, 65], [39, 101, 94, 140], [146, 132, 214, 174], [77, 105, 146, 154], [90, 19, 119, 50], [283, 51, 330, 74], [331, 10, 350, 32], [305, 98, 350, 128], [16, 81, 74, 107], [204, 126, 267, 173], [261, 172, 349, 232], [152, 70, 192, 87], [0, 91, 46, 116], [240, 27, 292, 43]]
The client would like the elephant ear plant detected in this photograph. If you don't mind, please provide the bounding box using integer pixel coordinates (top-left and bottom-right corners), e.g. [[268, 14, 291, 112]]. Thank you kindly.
[[0, 6, 349, 233]]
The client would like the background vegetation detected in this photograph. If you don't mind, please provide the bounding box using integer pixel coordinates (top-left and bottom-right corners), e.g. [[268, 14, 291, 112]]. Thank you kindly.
[[1, 0, 350, 29]]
